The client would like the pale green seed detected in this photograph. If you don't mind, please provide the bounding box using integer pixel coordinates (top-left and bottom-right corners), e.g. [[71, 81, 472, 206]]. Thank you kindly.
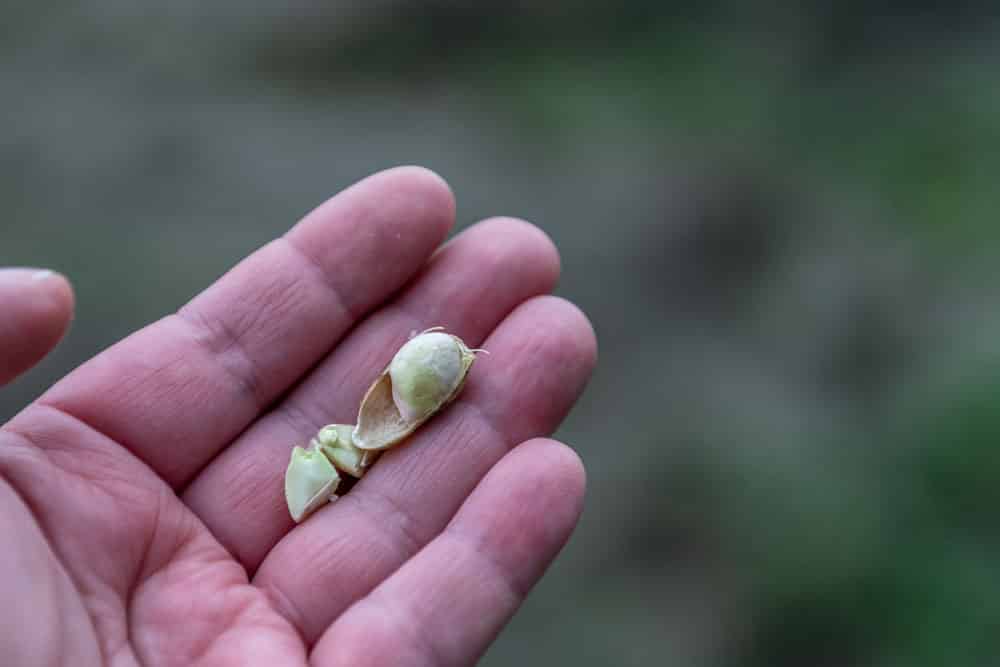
[[389, 331, 465, 422], [353, 329, 479, 451], [315, 423, 372, 478], [284, 445, 340, 523]]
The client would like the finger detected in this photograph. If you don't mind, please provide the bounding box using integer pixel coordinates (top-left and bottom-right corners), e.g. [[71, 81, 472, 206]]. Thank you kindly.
[[310, 439, 586, 667], [254, 296, 596, 644], [184, 217, 561, 568], [33, 167, 454, 487], [0, 269, 74, 386]]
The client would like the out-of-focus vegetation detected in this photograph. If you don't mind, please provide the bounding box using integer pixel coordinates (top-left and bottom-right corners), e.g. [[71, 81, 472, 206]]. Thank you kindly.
[[3, 2, 1000, 665]]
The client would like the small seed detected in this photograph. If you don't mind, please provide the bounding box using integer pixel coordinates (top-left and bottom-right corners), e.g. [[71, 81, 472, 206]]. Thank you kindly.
[[284, 445, 341, 523], [353, 329, 480, 451], [314, 423, 373, 478]]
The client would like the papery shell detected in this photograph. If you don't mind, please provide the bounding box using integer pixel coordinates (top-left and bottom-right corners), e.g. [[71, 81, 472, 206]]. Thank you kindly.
[[353, 331, 476, 451]]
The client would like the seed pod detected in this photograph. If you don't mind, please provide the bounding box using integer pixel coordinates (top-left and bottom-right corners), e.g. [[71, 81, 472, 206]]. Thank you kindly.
[[284, 445, 341, 523], [353, 329, 479, 451], [313, 423, 375, 478]]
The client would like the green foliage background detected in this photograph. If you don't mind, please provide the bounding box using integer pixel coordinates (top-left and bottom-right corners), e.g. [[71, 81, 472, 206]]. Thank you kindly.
[[3, 2, 1000, 664]]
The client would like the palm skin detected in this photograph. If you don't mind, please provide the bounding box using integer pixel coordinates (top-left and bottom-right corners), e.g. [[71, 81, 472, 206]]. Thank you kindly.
[[0, 168, 596, 666]]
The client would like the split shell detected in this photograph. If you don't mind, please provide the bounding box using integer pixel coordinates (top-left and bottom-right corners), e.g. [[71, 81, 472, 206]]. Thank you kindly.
[[284, 445, 341, 523], [314, 423, 375, 478], [353, 331, 477, 451]]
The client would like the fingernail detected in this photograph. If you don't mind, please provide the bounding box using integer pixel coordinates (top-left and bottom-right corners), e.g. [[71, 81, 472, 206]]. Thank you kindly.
[[31, 269, 56, 283]]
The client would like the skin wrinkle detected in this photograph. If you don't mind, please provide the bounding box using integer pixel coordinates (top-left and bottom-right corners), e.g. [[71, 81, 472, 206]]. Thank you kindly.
[[370, 401, 506, 505], [175, 237, 354, 414], [13, 405, 160, 521], [39, 327, 252, 490], [365, 591, 452, 667], [140, 586, 253, 666], [470, 301, 596, 435], [50, 552, 68, 667], [129, 542, 267, 666], [278, 236, 365, 323], [327, 313, 429, 397], [252, 490, 409, 636], [419, 530, 524, 651], [274, 400, 327, 444], [245, 243, 347, 345], [444, 518, 537, 605], [338, 487, 428, 566], [173, 308, 264, 412], [0, 475, 71, 667], [258, 577, 309, 649], [203, 448, 280, 535], [0, 435, 109, 665], [125, 496, 175, 666], [0, 406, 239, 667], [1, 411, 155, 611], [270, 362, 366, 443], [282, 178, 450, 325], [256, 503, 407, 644], [80, 591, 131, 665]]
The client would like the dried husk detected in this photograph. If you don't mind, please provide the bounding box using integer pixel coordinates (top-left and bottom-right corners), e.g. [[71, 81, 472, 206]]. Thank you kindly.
[[353, 331, 476, 451]]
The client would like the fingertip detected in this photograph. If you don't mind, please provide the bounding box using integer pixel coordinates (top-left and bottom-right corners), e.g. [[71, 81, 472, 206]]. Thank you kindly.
[[546, 295, 598, 371], [0, 268, 75, 331], [503, 294, 599, 381], [36, 271, 76, 327], [28, 271, 75, 342], [385, 165, 457, 224], [474, 217, 562, 292], [461, 436, 588, 543], [283, 166, 458, 317], [367, 165, 457, 238], [404, 217, 562, 336], [462, 295, 597, 445], [516, 437, 588, 521], [0, 268, 75, 385]]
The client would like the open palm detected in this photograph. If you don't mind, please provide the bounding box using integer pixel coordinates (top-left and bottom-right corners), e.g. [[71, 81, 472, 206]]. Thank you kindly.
[[0, 168, 596, 666]]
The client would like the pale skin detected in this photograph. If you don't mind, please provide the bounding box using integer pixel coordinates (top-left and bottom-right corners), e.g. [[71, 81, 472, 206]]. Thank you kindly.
[[0, 168, 597, 666]]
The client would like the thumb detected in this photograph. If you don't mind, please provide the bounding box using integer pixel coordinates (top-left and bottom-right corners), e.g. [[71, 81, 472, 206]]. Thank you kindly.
[[0, 268, 75, 386]]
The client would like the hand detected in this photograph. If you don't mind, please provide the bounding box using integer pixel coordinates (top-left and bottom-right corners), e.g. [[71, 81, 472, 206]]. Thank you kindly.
[[0, 168, 596, 666]]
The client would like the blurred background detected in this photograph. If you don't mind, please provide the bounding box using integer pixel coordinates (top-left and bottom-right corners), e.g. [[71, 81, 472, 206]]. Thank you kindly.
[[4, 2, 1000, 664]]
